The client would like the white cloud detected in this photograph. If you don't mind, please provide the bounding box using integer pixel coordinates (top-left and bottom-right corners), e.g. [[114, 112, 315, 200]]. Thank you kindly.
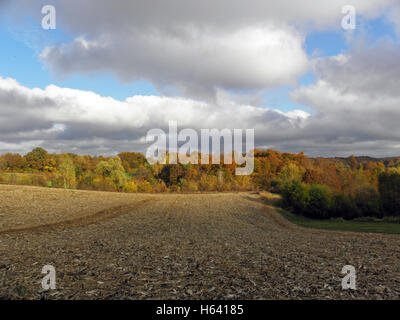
[[40, 25, 308, 98], [0, 76, 309, 155], [1, 1, 400, 157], [4, 0, 397, 98], [3, 36, 400, 159], [290, 40, 400, 156]]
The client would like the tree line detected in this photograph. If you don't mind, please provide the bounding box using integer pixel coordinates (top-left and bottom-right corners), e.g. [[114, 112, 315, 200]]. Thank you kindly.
[[1, 147, 399, 218]]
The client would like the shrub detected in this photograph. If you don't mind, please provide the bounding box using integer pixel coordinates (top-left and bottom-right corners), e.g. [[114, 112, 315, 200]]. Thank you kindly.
[[78, 173, 97, 190], [137, 180, 153, 192], [93, 178, 118, 192], [354, 187, 380, 218], [31, 175, 48, 187], [233, 175, 252, 191], [332, 194, 358, 220], [198, 174, 218, 191], [306, 184, 333, 219], [181, 179, 198, 192], [153, 180, 168, 193], [379, 169, 400, 216], [123, 181, 138, 193], [270, 177, 282, 193], [281, 180, 309, 214], [168, 184, 181, 192]]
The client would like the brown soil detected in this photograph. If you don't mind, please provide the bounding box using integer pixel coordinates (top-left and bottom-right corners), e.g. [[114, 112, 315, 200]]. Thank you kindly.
[[0, 185, 399, 299]]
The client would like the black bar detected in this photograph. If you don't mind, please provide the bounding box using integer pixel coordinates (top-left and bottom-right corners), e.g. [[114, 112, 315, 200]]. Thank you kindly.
[[1, 300, 398, 319]]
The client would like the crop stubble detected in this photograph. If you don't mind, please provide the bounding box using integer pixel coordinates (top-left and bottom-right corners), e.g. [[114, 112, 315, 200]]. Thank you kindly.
[[0, 185, 399, 299]]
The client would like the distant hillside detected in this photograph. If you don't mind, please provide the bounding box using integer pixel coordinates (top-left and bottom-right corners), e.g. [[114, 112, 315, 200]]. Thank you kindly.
[[315, 156, 400, 167]]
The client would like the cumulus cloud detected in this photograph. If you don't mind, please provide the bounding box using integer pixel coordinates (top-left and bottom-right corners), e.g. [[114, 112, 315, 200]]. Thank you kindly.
[[0, 76, 310, 155], [4, 33, 400, 158], [291, 40, 400, 156], [1, 1, 400, 157], [2, 36, 400, 157], [6, 0, 394, 33], [40, 25, 308, 97], [3, 0, 397, 98]]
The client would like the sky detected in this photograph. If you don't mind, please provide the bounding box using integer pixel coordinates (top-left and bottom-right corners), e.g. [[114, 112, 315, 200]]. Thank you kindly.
[[0, 0, 399, 157]]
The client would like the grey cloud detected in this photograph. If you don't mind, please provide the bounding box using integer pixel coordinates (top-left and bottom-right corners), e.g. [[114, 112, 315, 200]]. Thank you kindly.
[[312, 41, 400, 98], [5, 0, 395, 34], [1, 1, 400, 157], [0, 76, 309, 156], [39, 25, 308, 99], [1, 68, 400, 157], [290, 40, 400, 156], [3, 0, 396, 99]]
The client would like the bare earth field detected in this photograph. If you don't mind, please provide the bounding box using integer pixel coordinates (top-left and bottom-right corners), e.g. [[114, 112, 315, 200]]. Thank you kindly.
[[0, 184, 399, 299]]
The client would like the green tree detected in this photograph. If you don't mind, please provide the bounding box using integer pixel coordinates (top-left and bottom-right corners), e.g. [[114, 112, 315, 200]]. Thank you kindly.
[[306, 184, 333, 219], [332, 194, 357, 219], [95, 157, 127, 190], [378, 168, 400, 216], [281, 180, 309, 214], [354, 186, 380, 217]]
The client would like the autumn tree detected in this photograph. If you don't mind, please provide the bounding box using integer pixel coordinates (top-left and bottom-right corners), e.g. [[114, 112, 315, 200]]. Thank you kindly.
[[24, 147, 56, 172], [348, 155, 358, 170], [159, 164, 185, 186], [58, 156, 77, 189], [276, 163, 304, 191], [118, 152, 148, 173], [0, 153, 25, 171], [302, 168, 322, 184], [95, 157, 127, 190]]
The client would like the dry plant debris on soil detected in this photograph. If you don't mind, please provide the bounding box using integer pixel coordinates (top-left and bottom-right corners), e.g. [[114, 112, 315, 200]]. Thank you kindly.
[[0, 185, 399, 299]]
